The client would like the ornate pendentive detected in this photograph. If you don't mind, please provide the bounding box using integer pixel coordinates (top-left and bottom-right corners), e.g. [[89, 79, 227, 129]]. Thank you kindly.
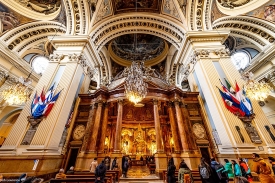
[[217, 0, 252, 9], [243, 122, 262, 144]]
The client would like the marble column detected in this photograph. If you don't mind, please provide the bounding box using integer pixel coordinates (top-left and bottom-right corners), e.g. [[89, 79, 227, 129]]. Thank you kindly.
[[174, 100, 189, 151], [180, 103, 197, 150], [153, 99, 163, 152], [98, 103, 109, 153], [81, 103, 97, 152], [167, 102, 181, 152], [114, 100, 123, 152], [88, 101, 103, 152]]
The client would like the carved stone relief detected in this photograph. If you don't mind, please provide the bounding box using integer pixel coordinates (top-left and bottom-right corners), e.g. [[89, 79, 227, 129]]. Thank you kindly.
[[244, 122, 262, 144]]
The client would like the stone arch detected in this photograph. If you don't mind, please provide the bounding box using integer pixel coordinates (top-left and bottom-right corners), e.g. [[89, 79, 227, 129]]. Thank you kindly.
[[90, 14, 186, 51]]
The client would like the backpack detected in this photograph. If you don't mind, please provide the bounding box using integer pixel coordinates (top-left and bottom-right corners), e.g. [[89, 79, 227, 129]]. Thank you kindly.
[[184, 174, 191, 183], [200, 166, 210, 179], [215, 164, 228, 180]]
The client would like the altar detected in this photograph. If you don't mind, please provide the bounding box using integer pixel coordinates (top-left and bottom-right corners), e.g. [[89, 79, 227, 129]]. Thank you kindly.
[[130, 160, 146, 166]]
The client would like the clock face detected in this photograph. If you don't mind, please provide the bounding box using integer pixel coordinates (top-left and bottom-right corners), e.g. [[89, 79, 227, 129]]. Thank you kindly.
[[73, 125, 86, 140], [193, 123, 206, 139]]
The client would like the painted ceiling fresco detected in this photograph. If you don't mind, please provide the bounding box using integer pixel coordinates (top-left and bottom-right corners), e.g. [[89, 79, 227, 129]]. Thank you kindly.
[[0, 2, 34, 35], [112, 0, 161, 14], [15, 0, 61, 14], [211, 0, 227, 23], [217, 0, 252, 9], [111, 34, 165, 61], [243, 0, 275, 23]]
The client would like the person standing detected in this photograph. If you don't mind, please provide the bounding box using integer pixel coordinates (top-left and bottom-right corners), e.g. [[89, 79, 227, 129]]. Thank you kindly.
[[66, 166, 74, 175], [90, 158, 99, 173], [55, 169, 66, 179], [251, 153, 275, 183], [199, 158, 213, 183], [95, 160, 107, 183], [178, 162, 194, 183], [167, 158, 176, 183], [268, 157, 275, 175], [104, 156, 111, 170], [224, 159, 234, 179], [238, 158, 252, 182], [122, 157, 129, 178], [211, 158, 228, 183], [111, 157, 117, 170]]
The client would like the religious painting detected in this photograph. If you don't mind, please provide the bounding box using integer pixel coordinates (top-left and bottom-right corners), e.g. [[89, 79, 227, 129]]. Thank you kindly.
[[15, 0, 61, 15], [211, 0, 227, 23], [0, 2, 34, 35], [112, 0, 161, 14], [122, 102, 153, 121], [152, 61, 165, 77], [243, 0, 275, 23]]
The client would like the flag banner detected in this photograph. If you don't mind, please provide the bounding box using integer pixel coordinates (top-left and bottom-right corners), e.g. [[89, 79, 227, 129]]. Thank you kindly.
[[31, 85, 62, 119], [218, 88, 245, 117], [224, 78, 235, 93], [236, 82, 253, 116]]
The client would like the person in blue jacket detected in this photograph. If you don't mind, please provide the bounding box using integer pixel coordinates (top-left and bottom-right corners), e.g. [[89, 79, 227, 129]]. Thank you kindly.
[[232, 160, 242, 182]]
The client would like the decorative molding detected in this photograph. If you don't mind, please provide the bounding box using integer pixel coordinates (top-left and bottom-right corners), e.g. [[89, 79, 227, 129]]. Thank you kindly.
[[64, 0, 73, 34], [213, 48, 230, 57], [195, 0, 203, 31], [49, 54, 65, 62]]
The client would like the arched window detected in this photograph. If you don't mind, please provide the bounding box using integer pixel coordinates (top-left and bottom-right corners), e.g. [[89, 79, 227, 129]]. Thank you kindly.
[[31, 56, 49, 74], [231, 52, 250, 70]]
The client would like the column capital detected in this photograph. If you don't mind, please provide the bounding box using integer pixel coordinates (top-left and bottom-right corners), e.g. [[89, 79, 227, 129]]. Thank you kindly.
[[153, 99, 158, 105], [167, 101, 174, 108], [117, 99, 124, 104]]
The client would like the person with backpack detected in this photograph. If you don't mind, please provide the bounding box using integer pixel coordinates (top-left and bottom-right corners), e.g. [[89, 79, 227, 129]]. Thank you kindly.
[[198, 157, 213, 183], [111, 157, 117, 170], [232, 160, 247, 183], [95, 160, 107, 183], [211, 158, 228, 183], [167, 158, 176, 183], [224, 159, 234, 179], [238, 158, 252, 182], [251, 153, 275, 183], [178, 161, 193, 183]]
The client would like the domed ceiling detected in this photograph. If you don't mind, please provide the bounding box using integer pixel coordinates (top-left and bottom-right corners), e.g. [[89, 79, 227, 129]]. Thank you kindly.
[[108, 34, 168, 66]]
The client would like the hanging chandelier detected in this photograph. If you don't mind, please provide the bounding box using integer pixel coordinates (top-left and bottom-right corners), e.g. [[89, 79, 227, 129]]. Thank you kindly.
[[124, 61, 148, 104], [244, 80, 272, 101], [1, 76, 32, 105], [242, 72, 272, 101]]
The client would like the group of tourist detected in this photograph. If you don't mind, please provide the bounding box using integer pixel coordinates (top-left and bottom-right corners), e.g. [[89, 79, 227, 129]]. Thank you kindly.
[[167, 153, 275, 183]]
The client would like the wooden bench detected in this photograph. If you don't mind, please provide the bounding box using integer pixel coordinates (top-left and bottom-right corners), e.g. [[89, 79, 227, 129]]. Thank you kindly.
[[66, 174, 114, 183], [50, 177, 111, 183], [74, 170, 119, 183]]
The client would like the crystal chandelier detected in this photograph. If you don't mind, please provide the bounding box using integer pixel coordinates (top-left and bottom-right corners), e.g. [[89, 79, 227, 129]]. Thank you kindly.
[[124, 61, 148, 104], [244, 80, 272, 101], [1, 76, 32, 105], [242, 72, 272, 101]]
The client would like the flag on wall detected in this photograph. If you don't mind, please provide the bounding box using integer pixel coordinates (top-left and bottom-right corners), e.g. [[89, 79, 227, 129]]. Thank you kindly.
[[235, 82, 253, 116], [217, 79, 253, 117], [31, 84, 62, 118], [218, 88, 245, 117]]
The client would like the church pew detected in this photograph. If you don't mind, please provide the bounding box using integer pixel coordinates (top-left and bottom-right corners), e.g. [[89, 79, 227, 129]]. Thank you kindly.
[[74, 170, 119, 183], [50, 177, 111, 183], [66, 174, 114, 182]]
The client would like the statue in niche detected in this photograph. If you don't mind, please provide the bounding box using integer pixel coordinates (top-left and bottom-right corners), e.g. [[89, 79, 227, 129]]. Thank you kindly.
[[126, 109, 133, 119], [244, 123, 262, 144]]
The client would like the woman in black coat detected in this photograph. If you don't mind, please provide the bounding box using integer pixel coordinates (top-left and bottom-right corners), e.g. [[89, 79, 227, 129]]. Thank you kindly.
[[167, 158, 176, 183]]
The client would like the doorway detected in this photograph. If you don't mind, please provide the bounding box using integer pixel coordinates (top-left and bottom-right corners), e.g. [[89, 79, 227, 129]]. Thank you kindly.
[[65, 148, 79, 171], [200, 147, 211, 164]]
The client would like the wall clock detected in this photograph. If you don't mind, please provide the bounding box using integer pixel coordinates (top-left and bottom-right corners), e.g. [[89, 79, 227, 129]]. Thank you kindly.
[[73, 125, 86, 140]]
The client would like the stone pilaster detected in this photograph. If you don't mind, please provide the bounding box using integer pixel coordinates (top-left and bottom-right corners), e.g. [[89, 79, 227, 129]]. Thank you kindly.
[[167, 102, 181, 153], [153, 99, 163, 152], [174, 100, 189, 151], [88, 101, 103, 153], [114, 100, 123, 152], [98, 103, 109, 153]]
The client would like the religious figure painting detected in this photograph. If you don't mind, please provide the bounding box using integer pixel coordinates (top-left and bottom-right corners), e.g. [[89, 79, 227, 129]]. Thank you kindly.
[[112, 0, 160, 14], [15, 0, 61, 14]]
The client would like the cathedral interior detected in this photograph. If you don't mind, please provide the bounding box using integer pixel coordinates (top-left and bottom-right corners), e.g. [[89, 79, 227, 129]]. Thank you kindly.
[[1, 0, 275, 179]]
